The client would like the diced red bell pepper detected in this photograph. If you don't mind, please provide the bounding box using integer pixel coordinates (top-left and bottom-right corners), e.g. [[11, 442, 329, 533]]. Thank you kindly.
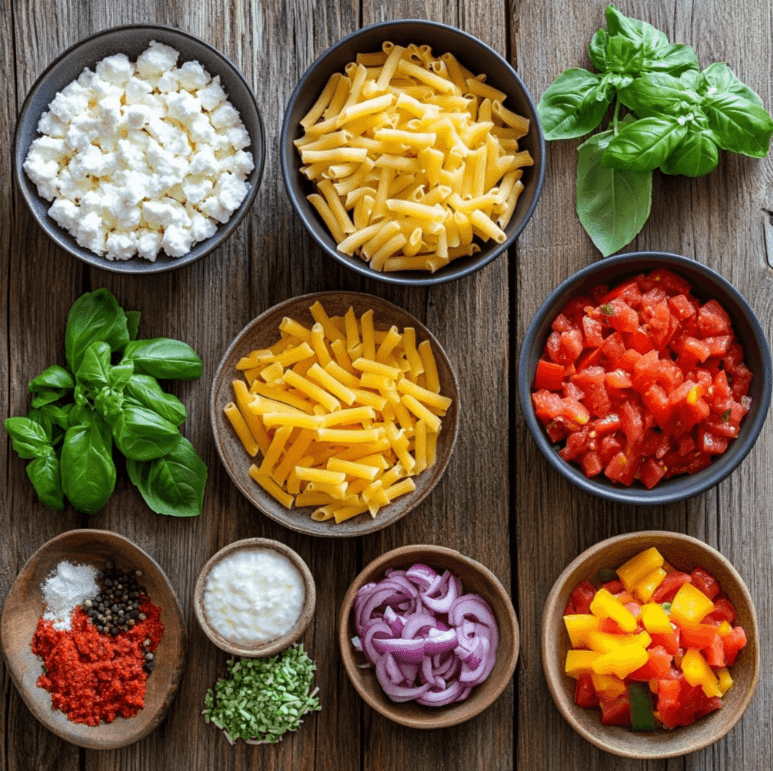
[[569, 580, 597, 615], [705, 594, 737, 624], [651, 572, 692, 603], [650, 628, 680, 655], [533, 359, 565, 391], [722, 626, 747, 666], [690, 567, 721, 600], [574, 674, 600, 708], [656, 679, 682, 729], [600, 695, 631, 726], [679, 624, 720, 649], [599, 617, 626, 635], [628, 646, 673, 681]]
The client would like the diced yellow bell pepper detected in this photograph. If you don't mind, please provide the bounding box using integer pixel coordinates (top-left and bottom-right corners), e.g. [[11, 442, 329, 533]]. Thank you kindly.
[[641, 602, 673, 635], [634, 567, 667, 602], [617, 547, 664, 591], [566, 650, 601, 678], [591, 643, 649, 679], [670, 583, 715, 627], [717, 667, 733, 695], [586, 631, 634, 653], [718, 620, 733, 637], [592, 673, 626, 701], [563, 614, 601, 648], [681, 649, 722, 698], [633, 630, 652, 649], [590, 588, 637, 633]]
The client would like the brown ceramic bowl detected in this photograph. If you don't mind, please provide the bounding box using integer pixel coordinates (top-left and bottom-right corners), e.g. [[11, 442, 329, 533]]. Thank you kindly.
[[0, 529, 186, 750], [210, 291, 460, 537], [541, 531, 759, 759], [338, 544, 519, 729], [194, 538, 316, 657]]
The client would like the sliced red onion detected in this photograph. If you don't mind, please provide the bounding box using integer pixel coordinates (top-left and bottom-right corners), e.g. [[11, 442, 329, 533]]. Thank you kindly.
[[422, 572, 460, 614], [423, 628, 458, 656], [455, 686, 472, 703], [351, 635, 362, 652], [416, 680, 464, 706], [384, 653, 404, 685], [398, 661, 419, 683], [420, 655, 444, 688], [357, 587, 405, 631], [459, 637, 491, 685], [375, 655, 432, 702], [401, 612, 437, 640], [377, 576, 418, 598], [362, 620, 391, 665], [405, 563, 438, 590], [373, 636, 425, 663], [449, 594, 497, 629], [383, 606, 405, 637]]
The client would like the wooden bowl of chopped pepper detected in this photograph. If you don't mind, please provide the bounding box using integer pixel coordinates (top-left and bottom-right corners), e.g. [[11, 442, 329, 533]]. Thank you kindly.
[[0, 529, 186, 749], [541, 531, 759, 759]]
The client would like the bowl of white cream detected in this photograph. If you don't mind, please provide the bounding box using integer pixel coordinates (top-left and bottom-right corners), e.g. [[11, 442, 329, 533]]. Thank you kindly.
[[194, 538, 316, 657]]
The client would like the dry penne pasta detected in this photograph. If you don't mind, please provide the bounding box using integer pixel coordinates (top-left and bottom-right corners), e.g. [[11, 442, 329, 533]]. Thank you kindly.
[[225, 301, 453, 524], [295, 42, 532, 272]]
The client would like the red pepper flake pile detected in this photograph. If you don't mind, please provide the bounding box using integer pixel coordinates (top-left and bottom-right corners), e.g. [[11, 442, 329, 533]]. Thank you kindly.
[[31, 600, 163, 726]]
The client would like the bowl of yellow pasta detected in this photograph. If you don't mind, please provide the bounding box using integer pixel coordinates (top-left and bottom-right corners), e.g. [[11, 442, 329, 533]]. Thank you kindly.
[[210, 292, 460, 537], [280, 19, 545, 285]]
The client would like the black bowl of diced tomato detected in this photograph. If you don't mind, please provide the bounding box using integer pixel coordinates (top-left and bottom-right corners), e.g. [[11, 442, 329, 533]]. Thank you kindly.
[[518, 252, 772, 505]]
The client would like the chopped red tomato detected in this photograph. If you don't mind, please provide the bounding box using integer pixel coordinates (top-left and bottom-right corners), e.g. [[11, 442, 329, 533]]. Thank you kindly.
[[575, 675, 600, 708], [690, 567, 720, 600], [532, 268, 752, 489], [600, 696, 631, 726]]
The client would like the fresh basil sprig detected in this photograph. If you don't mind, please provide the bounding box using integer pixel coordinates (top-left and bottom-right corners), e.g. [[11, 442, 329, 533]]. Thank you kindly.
[[4, 289, 207, 517], [537, 3, 773, 255]]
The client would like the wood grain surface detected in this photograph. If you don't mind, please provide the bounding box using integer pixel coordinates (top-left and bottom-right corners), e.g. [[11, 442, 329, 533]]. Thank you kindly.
[[1, 1, 771, 770]]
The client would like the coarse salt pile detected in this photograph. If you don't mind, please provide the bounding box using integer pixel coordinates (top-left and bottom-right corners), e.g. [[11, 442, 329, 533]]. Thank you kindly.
[[23, 41, 254, 262], [41, 561, 99, 630]]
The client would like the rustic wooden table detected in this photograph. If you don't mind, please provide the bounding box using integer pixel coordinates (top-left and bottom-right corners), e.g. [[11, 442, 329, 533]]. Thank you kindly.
[[1, 1, 771, 769]]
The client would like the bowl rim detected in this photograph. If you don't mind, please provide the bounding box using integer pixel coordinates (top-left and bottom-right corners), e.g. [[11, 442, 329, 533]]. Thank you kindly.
[[540, 530, 760, 759], [209, 290, 460, 538], [517, 250, 773, 505], [0, 527, 187, 749], [337, 543, 519, 729], [279, 17, 546, 286], [13, 23, 266, 275], [193, 537, 316, 658]]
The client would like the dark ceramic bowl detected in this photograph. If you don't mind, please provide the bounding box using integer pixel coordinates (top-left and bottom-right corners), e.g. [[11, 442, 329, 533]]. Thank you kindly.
[[14, 25, 265, 274], [518, 252, 772, 505], [280, 19, 545, 286]]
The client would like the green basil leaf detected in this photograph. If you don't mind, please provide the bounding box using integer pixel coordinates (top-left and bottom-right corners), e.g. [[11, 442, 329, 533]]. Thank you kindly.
[[109, 361, 135, 390], [69, 402, 94, 428], [645, 44, 699, 76], [75, 340, 112, 390], [538, 68, 611, 140], [113, 404, 181, 461], [680, 70, 700, 89], [125, 310, 141, 341], [28, 365, 74, 394], [699, 63, 764, 106], [122, 338, 203, 381], [4, 417, 53, 459], [589, 29, 609, 72], [27, 454, 65, 511], [605, 4, 668, 52], [39, 402, 73, 432], [60, 417, 116, 515], [576, 128, 653, 257], [26, 409, 54, 442], [702, 92, 773, 157], [660, 129, 720, 177], [618, 72, 700, 117], [31, 389, 64, 409], [94, 388, 125, 423], [130, 437, 207, 517], [65, 289, 130, 372], [606, 36, 643, 76], [601, 115, 688, 171], [124, 375, 187, 426]]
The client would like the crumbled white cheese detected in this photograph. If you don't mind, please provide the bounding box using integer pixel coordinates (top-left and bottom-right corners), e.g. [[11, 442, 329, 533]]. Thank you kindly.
[[24, 41, 254, 261]]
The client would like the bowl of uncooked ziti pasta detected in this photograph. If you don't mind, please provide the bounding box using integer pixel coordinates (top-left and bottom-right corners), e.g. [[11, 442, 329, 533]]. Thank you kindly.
[[280, 19, 545, 285], [518, 252, 772, 506], [209, 292, 459, 537]]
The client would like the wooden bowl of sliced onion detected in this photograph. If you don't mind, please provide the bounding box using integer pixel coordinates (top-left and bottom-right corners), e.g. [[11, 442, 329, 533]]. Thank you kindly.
[[338, 544, 518, 728]]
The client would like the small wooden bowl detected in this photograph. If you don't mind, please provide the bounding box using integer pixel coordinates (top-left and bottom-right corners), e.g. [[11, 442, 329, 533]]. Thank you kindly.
[[542, 531, 759, 759], [338, 544, 519, 729], [0, 529, 186, 750], [210, 291, 460, 537], [194, 538, 316, 657]]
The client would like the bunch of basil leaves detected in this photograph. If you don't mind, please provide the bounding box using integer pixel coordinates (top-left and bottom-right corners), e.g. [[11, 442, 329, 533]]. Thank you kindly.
[[4, 289, 207, 517], [538, 4, 773, 256]]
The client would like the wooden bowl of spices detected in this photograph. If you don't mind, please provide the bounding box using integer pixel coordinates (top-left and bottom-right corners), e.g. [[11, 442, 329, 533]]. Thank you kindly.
[[0, 529, 186, 750], [194, 537, 316, 657]]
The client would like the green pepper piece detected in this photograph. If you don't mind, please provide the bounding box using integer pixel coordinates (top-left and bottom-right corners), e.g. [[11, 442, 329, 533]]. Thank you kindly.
[[627, 682, 655, 731]]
